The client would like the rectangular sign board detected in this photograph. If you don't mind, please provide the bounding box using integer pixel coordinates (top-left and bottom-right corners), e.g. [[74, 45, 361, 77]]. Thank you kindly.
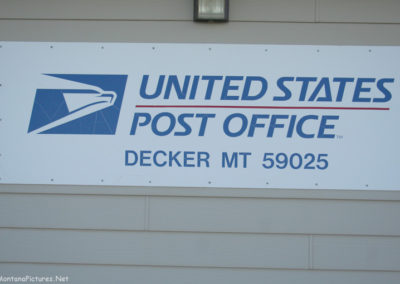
[[0, 42, 399, 190]]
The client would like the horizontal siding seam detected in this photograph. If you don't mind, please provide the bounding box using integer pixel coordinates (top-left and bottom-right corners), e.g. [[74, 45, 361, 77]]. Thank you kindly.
[[0, 261, 399, 273], [1, 192, 400, 202], [1, 227, 400, 237], [0, 18, 400, 25]]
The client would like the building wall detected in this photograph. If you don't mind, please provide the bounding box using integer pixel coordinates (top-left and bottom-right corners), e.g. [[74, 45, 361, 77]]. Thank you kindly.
[[1, 1, 400, 283]]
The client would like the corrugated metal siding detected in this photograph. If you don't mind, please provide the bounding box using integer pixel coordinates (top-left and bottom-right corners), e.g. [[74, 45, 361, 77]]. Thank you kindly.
[[1, 0, 400, 283]]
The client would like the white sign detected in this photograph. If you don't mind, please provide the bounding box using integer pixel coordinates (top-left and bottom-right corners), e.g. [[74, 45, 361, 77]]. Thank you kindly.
[[0, 42, 399, 190]]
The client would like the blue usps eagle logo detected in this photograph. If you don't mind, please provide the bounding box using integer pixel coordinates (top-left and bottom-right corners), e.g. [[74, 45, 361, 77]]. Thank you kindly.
[[27, 74, 127, 134]]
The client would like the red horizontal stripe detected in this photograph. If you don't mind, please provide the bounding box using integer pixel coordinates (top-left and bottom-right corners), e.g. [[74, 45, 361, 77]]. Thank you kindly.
[[136, 105, 390, 111]]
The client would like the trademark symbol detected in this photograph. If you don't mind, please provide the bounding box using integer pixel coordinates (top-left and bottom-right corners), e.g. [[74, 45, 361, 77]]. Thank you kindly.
[[336, 135, 344, 139]]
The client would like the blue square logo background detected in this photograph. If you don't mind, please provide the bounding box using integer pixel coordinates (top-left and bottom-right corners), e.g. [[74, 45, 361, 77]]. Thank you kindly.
[[28, 74, 128, 134]]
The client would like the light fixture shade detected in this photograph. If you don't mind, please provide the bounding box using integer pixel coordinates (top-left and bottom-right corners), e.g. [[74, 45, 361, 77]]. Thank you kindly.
[[194, 0, 229, 22]]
